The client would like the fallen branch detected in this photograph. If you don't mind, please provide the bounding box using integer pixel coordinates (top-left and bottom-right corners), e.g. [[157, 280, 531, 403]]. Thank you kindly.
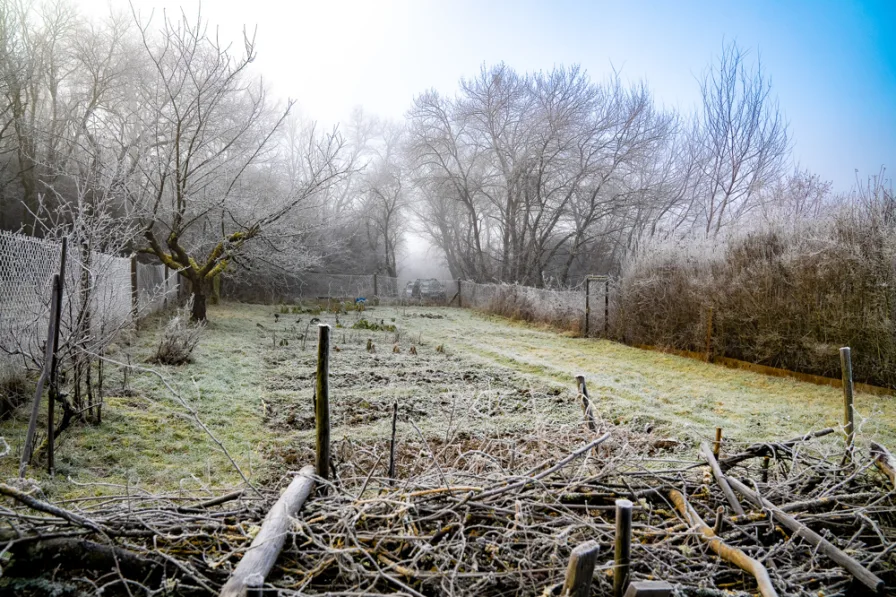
[[8, 538, 162, 581], [726, 475, 885, 593], [700, 441, 744, 516], [477, 433, 610, 501], [219, 465, 315, 597], [0, 482, 104, 533], [718, 428, 834, 471], [669, 489, 776, 597]]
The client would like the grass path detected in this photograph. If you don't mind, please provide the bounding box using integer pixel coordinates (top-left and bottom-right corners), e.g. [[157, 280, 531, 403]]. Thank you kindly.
[[397, 307, 896, 446]]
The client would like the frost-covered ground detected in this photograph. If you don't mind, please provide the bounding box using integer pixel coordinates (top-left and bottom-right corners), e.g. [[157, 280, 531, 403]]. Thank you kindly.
[[2, 302, 892, 497]]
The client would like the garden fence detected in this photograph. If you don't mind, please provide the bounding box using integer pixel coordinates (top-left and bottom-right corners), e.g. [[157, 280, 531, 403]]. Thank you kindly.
[[0, 231, 176, 384], [225, 271, 610, 336]]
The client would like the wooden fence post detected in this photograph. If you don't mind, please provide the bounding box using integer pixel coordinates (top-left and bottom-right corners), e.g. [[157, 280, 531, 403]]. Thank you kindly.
[[584, 277, 591, 336], [713, 427, 722, 458], [20, 273, 63, 477], [840, 347, 855, 452], [562, 540, 599, 597], [457, 279, 462, 308], [614, 499, 633, 597], [605, 277, 609, 336], [47, 238, 67, 475], [130, 256, 138, 319], [315, 324, 331, 481], [388, 401, 398, 485]]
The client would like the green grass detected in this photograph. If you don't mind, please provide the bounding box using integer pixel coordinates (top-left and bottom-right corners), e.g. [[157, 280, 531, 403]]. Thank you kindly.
[[1, 302, 892, 498], [407, 308, 896, 445]]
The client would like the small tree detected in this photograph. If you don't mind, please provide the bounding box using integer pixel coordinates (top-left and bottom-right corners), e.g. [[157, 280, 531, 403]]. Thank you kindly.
[[128, 9, 344, 320]]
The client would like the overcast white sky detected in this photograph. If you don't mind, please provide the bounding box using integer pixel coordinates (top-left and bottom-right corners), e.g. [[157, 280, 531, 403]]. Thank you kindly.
[[79, 0, 894, 192]]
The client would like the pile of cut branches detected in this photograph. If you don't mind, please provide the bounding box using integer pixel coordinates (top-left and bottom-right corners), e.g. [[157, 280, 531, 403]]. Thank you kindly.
[[1, 424, 894, 596]]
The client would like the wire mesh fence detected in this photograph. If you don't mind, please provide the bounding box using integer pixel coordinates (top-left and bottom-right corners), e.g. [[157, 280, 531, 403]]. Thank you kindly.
[[0, 231, 175, 384], [224, 270, 616, 335]]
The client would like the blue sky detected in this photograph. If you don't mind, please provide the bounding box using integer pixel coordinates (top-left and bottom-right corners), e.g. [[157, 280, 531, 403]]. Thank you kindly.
[[87, 0, 895, 191]]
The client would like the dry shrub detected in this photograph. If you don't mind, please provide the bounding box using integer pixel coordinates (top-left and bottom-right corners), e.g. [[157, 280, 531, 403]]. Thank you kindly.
[[615, 209, 896, 387], [482, 283, 582, 333], [0, 374, 28, 420], [150, 299, 205, 365]]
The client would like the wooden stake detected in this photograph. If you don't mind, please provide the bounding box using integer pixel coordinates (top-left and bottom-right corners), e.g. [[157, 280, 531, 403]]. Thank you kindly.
[[712, 427, 722, 458], [575, 375, 597, 431], [20, 273, 62, 478], [584, 277, 591, 336], [614, 499, 632, 597], [669, 489, 777, 597], [604, 278, 609, 336], [839, 347, 855, 451], [457, 279, 462, 308], [700, 441, 744, 516], [562, 540, 599, 597], [48, 238, 67, 476], [388, 402, 398, 485], [315, 324, 331, 480], [727, 475, 884, 593], [219, 466, 315, 597], [130, 256, 139, 319]]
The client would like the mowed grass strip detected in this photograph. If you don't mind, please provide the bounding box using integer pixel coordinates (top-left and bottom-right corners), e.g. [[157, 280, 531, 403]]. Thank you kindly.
[[395, 307, 896, 446]]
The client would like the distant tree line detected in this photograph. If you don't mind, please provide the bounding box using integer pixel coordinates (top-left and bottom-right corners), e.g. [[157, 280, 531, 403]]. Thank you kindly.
[[0, 3, 890, 321]]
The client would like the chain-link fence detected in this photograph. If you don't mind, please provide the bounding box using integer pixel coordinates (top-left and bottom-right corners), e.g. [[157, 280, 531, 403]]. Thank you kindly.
[[0, 231, 175, 384], [224, 270, 606, 334], [459, 280, 586, 332]]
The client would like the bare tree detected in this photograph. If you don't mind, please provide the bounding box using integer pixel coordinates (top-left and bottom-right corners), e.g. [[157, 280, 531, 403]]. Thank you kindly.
[[695, 42, 789, 237], [409, 64, 679, 286], [127, 8, 344, 320]]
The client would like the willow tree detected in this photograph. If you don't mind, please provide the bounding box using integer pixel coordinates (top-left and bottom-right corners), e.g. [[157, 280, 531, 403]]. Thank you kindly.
[[129, 9, 343, 320]]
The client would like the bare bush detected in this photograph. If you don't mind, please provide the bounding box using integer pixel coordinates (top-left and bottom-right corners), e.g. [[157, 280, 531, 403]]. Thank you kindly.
[[614, 202, 896, 387], [150, 300, 205, 366]]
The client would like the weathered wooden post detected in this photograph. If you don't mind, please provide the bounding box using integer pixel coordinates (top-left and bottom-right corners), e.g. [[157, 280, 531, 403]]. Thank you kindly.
[[604, 277, 610, 336], [712, 427, 722, 458], [316, 324, 331, 480], [48, 238, 67, 475], [614, 499, 633, 597], [457, 279, 462, 308], [584, 277, 591, 336], [388, 401, 398, 485], [839, 347, 855, 452], [20, 272, 63, 477], [130, 256, 139, 319], [562, 540, 599, 597]]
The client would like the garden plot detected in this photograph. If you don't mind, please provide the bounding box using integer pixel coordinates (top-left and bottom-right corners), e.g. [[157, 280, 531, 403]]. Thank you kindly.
[[1, 302, 894, 596]]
